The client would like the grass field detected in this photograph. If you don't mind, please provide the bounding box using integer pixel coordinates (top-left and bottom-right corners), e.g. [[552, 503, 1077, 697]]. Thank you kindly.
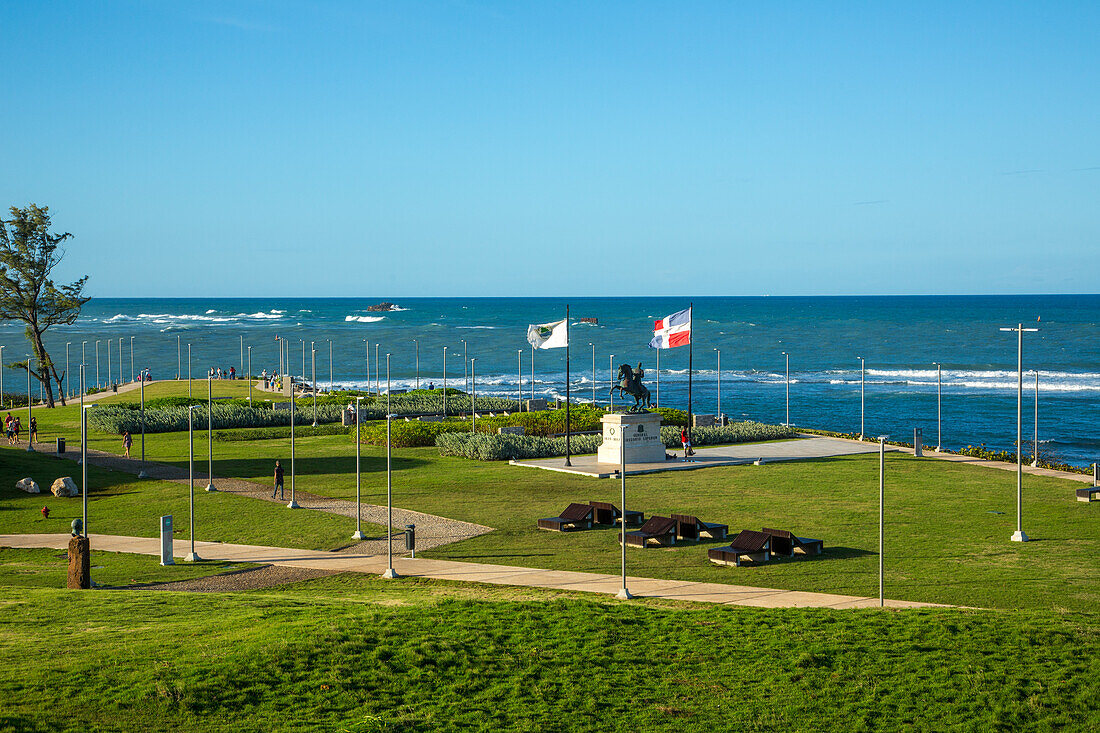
[[5, 380, 1099, 611], [0, 569, 1097, 731]]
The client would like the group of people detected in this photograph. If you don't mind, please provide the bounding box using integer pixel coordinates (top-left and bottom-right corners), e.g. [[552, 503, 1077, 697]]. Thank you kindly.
[[260, 370, 283, 390], [208, 366, 237, 380], [5, 413, 36, 445]]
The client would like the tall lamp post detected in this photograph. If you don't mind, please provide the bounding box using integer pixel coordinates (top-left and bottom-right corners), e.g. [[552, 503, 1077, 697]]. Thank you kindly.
[[589, 343, 595, 405], [461, 339, 468, 394], [185, 405, 203, 562], [95, 339, 100, 388], [240, 334, 244, 381], [176, 335, 181, 380], [609, 354, 615, 412], [65, 343, 71, 399], [107, 338, 112, 388], [328, 339, 333, 393], [287, 380, 300, 509], [933, 362, 942, 452], [413, 339, 419, 389], [187, 343, 192, 397], [311, 343, 318, 427], [382, 354, 399, 579], [616, 421, 632, 600], [714, 348, 721, 417], [442, 346, 448, 416], [79, 367, 89, 534], [26, 356, 34, 451], [205, 376, 216, 491], [129, 336, 134, 384], [0, 345, 5, 408], [517, 349, 523, 410], [138, 369, 148, 478], [247, 347, 253, 405], [470, 358, 477, 432], [1032, 370, 1039, 468], [878, 435, 886, 607], [1000, 323, 1038, 543], [782, 351, 790, 426], [857, 356, 865, 439], [352, 395, 366, 540]]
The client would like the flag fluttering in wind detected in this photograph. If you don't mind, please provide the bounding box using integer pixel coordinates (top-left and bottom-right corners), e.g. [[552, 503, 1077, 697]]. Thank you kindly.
[[527, 319, 568, 349], [650, 308, 691, 348]]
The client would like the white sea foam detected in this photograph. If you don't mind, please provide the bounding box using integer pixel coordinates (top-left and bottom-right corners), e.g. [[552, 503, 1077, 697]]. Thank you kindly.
[[344, 315, 385, 323], [103, 310, 284, 325], [456, 326, 497, 329]]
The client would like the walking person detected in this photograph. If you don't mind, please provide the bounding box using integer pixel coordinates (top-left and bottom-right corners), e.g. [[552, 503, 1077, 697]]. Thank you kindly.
[[5, 413, 13, 445], [681, 427, 692, 462], [122, 430, 133, 459], [29, 416, 38, 445], [273, 460, 284, 500], [12, 417, 20, 444]]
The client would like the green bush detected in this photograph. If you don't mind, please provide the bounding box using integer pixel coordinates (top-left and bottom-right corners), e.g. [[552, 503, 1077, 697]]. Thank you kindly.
[[437, 432, 604, 461], [213, 424, 351, 442], [88, 403, 347, 434], [474, 406, 606, 436], [357, 420, 471, 448], [651, 407, 689, 427], [660, 422, 795, 448]]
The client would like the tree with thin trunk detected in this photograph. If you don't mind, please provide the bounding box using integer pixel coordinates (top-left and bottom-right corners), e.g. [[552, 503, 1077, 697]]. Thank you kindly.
[[0, 204, 90, 407]]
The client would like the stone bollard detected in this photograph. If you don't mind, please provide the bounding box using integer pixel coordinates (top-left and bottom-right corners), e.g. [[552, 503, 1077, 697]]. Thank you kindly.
[[68, 535, 90, 589]]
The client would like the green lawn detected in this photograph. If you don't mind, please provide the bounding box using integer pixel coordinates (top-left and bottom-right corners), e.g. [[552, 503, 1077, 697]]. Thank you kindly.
[[0, 574, 1096, 732], [7, 380, 1100, 612], [0, 547, 249, 588]]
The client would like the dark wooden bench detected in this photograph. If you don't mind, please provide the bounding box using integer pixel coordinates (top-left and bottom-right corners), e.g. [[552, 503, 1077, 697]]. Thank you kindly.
[[1076, 486, 1100, 503], [589, 501, 645, 527], [707, 530, 772, 566], [621, 516, 678, 548], [761, 528, 824, 557], [537, 503, 594, 532], [671, 514, 728, 541]]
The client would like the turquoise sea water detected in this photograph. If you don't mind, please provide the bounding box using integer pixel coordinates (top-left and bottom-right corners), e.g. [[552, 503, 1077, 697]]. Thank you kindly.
[[3, 295, 1097, 466]]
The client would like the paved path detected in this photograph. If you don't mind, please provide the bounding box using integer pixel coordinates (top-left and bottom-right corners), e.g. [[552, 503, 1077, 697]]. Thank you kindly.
[[511, 436, 891, 477], [1, 533, 946, 609]]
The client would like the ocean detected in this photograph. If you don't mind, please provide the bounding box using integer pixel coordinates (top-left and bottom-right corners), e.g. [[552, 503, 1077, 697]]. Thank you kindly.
[[4, 295, 1098, 466]]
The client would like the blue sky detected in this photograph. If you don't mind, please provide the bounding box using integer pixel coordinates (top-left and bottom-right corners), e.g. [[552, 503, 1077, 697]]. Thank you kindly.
[[2, 1, 1097, 297]]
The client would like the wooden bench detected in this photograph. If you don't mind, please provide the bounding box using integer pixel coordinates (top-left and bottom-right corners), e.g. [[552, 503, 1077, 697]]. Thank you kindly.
[[589, 501, 645, 527], [621, 516, 678, 548], [761, 528, 824, 557], [1076, 486, 1100, 503], [707, 530, 772, 566], [671, 514, 728, 541], [537, 503, 594, 532]]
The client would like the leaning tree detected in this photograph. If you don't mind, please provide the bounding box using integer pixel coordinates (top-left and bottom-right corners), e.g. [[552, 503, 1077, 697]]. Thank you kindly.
[[0, 204, 90, 407]]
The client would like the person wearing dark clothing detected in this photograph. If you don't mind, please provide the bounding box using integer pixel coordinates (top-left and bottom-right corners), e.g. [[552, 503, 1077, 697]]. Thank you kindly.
[[273, 461, 285, 499]]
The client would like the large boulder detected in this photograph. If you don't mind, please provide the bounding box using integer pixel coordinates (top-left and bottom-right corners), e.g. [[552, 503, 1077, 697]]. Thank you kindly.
[[51, 477, 80, 498], [15, 477, 40, 494]]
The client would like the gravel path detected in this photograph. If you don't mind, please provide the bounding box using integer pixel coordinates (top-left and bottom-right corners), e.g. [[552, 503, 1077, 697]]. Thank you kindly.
[[122, 564, 338, 593], [26, 439, 494, 555]]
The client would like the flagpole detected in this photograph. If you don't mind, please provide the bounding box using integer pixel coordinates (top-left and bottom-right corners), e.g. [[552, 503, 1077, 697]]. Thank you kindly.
[[563, 301, 572, 462], [655, 348, 660, 408], [687, 302, 693, 444]]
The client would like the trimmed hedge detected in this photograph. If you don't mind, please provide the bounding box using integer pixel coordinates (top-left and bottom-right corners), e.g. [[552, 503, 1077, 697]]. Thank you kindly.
[[474, 406, 605, 436], [212, 424, 351, 441], [357, 420, 471, 448], [438, 420, 795, 461], [88, 403, 347, 434]]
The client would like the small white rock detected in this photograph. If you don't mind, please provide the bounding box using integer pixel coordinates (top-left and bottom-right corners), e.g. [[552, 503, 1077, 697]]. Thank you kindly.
[[51, 477, 80, 498], [15, 477, 40, 494]]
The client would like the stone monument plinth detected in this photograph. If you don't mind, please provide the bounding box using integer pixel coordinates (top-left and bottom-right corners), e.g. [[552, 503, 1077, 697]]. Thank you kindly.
[[597, 412, 665, 465]]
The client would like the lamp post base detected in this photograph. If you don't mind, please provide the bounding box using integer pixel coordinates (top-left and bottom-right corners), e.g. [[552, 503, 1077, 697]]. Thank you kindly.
[[381, 567, 399, 579], [138, 470, 148, 479], [204, 484, 217, 492], [184, 552, 202, 562], [351, 530, 366, 540], [615, 588, 633, 600], [286, 500, 300, 509], [1010, 530, 1029, 542]]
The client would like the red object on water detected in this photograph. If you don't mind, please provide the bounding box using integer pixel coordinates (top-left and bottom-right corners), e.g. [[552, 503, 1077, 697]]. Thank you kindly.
[[41, 506, 50, 518]]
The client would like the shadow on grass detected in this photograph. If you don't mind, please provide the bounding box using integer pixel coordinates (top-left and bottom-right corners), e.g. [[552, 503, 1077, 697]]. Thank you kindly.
[[151, 454, 430, 480]]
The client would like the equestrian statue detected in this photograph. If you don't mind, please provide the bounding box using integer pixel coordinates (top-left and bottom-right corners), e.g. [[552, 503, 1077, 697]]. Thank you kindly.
[[610, 362, 651, 412]]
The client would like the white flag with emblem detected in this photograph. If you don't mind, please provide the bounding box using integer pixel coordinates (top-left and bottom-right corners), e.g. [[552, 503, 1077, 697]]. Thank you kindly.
[[527, 319, 568, 349]]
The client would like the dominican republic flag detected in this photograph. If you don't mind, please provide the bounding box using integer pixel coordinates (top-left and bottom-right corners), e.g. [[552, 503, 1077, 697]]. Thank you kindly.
[[527, 319, 568, 349], [650, 308, 691, 348]]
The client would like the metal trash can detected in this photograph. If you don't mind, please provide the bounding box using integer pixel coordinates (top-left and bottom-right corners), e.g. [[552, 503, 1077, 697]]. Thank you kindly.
[[56, 437, 65, 454], [404, 524, 416, 557]]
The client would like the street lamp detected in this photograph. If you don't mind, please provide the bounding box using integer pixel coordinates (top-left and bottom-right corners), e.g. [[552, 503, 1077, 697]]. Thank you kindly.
[[413, 339, 419, 389], [382, 354, 399, 580], [517, 349, 523, 410], [247, 346, 253, 405], [470, 358, 477, 432], [1032, 370, 1039, 468], [374, 343, 379, 396], [186, 405, 203, 562], [311, 343, 318, 427], [300, 339, 305, 380], [461, 340, 468, 395], [442, 346, 448, 416], [79, 366, 89, 535], [363, 339, 370, 393], [782, 351, 790, 426], [138, 369, 148, 478], [616, 421, 632, 600], [1000, 323, 1038, 543], [240, 334, 244, 382], [878, 435, 886, 607], [589, 343, 595, 405], [328, 339, 333, 393], [609, 354, 615, 412], [714, 348, 721, 417], [65, 343, 71, 399], [176, 335, 180, 380], [857, 356, 865, 439], [107, 338, 111, 388], [129, 336, 134, 384], [287, 381, 300, 509], [352, 395, 366, 540], [933, 362, 942, 452], [95, 340, 100, 388], [0, 346, 5, 409], [26, 356, 34, 452], [187, 343, 192, 397], [205, 375, 217, 491]]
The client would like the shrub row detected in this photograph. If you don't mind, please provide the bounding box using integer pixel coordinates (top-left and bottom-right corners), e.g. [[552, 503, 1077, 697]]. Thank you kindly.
[[357, 420, 472, 448], [212, 424, 351, 442], [661, 422, 795, 448], [88, 403, 348, 434]]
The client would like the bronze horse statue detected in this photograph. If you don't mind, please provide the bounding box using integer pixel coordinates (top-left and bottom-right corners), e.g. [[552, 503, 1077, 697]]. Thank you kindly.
[[610, 363, 651, 412]]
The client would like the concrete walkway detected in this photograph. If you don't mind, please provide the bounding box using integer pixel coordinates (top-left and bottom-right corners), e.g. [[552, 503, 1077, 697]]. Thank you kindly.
[[511, 436, 890, 477], [1, 533, 947, 610]]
